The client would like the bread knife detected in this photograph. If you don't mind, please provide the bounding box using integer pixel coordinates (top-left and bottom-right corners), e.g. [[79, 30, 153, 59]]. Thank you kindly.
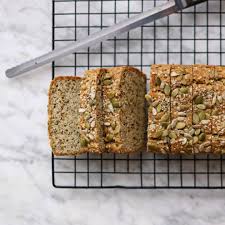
[[6, 0, 206, 78]]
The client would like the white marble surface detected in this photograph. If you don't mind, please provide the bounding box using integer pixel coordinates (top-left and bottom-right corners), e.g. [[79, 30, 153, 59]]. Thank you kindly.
[[1, 0, 225, 225]]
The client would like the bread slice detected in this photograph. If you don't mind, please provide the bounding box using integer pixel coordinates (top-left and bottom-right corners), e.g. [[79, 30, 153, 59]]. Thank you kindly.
[[147, 65, 171, 154], [103, 66, 146, 153], [48, 76, 82, 155], [79, 69, 106, 153]]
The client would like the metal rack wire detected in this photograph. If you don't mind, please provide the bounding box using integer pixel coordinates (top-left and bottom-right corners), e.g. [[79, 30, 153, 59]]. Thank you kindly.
[[52, 0, 225, 188]]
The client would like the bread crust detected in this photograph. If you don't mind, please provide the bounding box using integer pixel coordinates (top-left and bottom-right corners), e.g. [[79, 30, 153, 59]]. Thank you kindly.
[[48, 76, 83, 156]]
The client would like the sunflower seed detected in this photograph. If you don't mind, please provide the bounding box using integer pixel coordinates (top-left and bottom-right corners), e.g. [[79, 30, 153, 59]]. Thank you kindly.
[[217, 95, 223, 103], [195, 129, 201, 136], [193, 136, 198, 144], [160, 81, 165, 90], [177, 117, 185, 121], [189, 128, 195, 136], [184, 133, 192, 139], [171, 119, 178, 128], [178, 112, 187, 116], [152, 107, 157, 116], [104, 122, 111, 126], [201, 120, 210, 125], [152, 100, 159, 107], [171, 71, 179, 77], [212, 95, 217, 105], [180, 137, 187, 145], [79, 108, 86, 113]]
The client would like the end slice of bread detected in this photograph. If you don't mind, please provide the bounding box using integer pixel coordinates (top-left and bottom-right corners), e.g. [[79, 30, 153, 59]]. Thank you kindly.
[[48, 76, 83, 155]]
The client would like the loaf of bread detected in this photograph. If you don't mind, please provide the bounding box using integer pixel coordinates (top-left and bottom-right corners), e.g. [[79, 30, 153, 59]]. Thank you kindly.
[[147, 64, 225, 154], [48, 76, 83, 155], [102, 66, 146, 153]]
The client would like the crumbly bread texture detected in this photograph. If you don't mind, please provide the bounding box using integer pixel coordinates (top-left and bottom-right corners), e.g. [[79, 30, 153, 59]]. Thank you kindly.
[[147, 64, 225, 154], [103, 66, 146, 153], [79, 69, 106, 153], [48, 76, 82, 155]]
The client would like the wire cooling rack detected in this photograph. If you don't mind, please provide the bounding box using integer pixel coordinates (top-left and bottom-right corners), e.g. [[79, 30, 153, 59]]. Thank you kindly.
[[51, 0, 225, 188]]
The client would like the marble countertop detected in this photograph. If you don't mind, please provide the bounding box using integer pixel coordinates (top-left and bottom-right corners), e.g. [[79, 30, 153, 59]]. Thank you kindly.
[[1, 0, 225, 225]]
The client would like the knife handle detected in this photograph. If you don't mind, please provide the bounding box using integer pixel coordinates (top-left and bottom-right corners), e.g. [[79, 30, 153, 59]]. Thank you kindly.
[[175, 0, 206, 10]]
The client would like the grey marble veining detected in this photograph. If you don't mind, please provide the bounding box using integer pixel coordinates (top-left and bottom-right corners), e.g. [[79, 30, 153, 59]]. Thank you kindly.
[[1, 0, 225, 225]]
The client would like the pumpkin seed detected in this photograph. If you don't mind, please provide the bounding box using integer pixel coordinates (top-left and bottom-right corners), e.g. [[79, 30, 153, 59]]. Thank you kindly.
[[111, 121, 117, 129], [178, 105, 189, 111], [180, 86, 189, 94], [154, 130, 163, 139], [169, 131, 177, 139], [193, 113, 200, 124], [176, 122, 186, 130], [103, 79, 112, 85], [212, 109, 219, 116], [171, 88, 179, 97], [197, 104, 206, 110], [105, 134, 114, 142], [198, 111, 206, 121], [160, 113, 170, 122], [161, 122, 169, 129], [148, 144, 159, 152], [80, 138, 89, 147], [162, 130, 169, 137], [155, 77, 161, 86], [107, 92, 115, 99], [195, 129, 201, 136], [199, 133, 206, 142], [194, 95, 204, 104], [157, 104, 162, 113], [164, 85, 171, 96], [111, 98, 120, 108]]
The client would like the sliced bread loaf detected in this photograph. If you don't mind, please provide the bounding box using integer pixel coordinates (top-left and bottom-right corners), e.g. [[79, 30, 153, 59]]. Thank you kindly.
[[79, 69, 106, 153], [103, 66, 147, 153], [48, 76, 83, 155]]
